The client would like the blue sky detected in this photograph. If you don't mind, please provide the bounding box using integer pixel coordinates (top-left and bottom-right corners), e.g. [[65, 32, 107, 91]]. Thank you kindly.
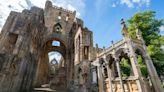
[[80, 0, 164, 48], [0, 0, 163, 61], [0, 0, 164, 48]]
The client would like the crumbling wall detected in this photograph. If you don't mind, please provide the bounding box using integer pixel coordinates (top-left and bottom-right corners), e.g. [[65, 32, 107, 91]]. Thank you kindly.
[[0, 7, 46, 92]]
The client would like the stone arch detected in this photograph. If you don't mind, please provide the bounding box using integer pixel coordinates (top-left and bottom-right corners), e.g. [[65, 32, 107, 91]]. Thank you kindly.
[[134, 45, 147, 58], [117, 49, 134, 77], [115, 47, 128, 57], [43, 32, 67, 49], [34, 37, 67, 87], [106, 54, 115, 66], [44, 38, 66, 58]]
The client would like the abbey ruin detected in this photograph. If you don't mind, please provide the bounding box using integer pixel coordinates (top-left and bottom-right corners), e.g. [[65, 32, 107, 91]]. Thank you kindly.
[[0, 1, 163, 92]]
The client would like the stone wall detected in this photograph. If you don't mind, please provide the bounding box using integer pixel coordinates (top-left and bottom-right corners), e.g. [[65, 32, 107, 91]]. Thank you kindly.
[[0, 6, 46, 92]]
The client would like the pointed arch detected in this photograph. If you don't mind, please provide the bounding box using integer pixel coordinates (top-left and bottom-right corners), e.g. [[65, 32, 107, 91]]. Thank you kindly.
[[53, 23, 62, 32]]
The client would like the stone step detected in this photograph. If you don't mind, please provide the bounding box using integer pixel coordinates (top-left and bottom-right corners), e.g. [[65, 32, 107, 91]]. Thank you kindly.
[[33, 87, 56, 92]]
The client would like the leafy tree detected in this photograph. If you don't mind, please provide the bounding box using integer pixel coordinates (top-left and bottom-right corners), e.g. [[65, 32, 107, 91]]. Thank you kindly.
[[137, 55, 148, 77], [120, 58, 131, 77], [127, 10, 164, 79]]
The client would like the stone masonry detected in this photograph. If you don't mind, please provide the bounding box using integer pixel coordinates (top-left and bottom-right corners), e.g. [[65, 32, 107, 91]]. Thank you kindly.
[[0, 1, 163, 92]]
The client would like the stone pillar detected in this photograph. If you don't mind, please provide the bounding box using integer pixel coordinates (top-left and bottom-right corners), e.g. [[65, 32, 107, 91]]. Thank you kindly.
[[135, 26, 163, 92], [103, 48, 113, 92], [106, 64, 113, 92], [115, 59, 125, 92], [129, 54, 143, 92], [144, 55, 164, 92], [126, 39, 144, 92], [140, 36, 164, 92], [97, 65, 105, 92]]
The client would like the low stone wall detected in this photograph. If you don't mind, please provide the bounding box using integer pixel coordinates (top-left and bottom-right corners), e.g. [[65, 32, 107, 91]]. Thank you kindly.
[[105, 77, 153, 92]]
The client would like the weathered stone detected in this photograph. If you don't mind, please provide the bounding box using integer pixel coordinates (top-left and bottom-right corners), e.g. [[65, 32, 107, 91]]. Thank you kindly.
[[0, 1, 163, 92]]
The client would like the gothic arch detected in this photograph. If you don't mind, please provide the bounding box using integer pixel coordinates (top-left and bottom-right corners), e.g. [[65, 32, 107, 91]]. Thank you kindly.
[[53, 23, 62, 32], [106, 54, 115, 66], [118, 50, 134, 77], [115, 47, 128, 57], [134, 45, 147, 58], [43, 38, 66, 59]]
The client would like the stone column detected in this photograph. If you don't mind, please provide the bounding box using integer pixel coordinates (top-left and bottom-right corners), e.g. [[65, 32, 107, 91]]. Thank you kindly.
[[103, 59, 113, 92], [115, 59, 125, 92], [128, 54, 143, 92], [144, 55, 164, 92], [106, 64, 113, 92], [97, 64, 105, 92], [140, 37, 164, 92], [127, 39, 145, 92], [103, 47, 113, 92]]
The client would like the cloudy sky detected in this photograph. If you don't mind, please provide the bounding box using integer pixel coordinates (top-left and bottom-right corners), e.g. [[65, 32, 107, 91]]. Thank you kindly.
[[0, 0, 164, 48]]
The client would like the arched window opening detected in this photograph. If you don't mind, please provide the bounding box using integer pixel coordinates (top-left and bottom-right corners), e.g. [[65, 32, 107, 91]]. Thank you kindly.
[[56, 26, 61, 32], [120, 57, 132, 77], [53, 23, 62, 32], [135, 49, 148, 78], [52, 40, 60, 46], [9, 33, 18, 45], [119, 52, 134, 77]]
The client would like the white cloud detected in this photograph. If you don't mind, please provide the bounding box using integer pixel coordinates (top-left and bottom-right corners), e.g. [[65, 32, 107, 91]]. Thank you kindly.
[[132, 0, 141, 3], [160, 26, 164, 32], [120, 0, 150, 8], [160, 26, 164, 35], [95, 0, 108, 13], [0, 0, 85, 31], [121, 0, 134, 8], [112, 3, 116, 7]]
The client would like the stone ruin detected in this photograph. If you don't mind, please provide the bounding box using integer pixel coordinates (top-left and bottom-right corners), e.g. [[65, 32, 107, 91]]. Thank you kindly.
[[0, 1, 163, 92]]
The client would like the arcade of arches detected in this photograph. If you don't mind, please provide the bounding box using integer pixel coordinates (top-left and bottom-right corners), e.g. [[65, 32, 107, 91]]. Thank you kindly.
[[0, 1, 163, 92]]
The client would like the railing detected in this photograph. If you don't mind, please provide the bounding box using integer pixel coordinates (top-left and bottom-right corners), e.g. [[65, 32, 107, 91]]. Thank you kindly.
[[98, 39, 125, 57]]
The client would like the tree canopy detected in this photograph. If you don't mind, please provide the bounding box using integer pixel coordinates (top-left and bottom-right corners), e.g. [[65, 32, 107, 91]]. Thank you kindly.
[[127, 10, 164, 78]]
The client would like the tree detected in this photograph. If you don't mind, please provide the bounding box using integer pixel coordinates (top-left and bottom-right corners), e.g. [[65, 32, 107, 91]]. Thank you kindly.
[[127, 10, 164, 79], [120, 58, 131, 77]]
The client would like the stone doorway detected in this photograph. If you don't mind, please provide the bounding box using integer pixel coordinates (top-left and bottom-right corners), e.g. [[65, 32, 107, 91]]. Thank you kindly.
[[33, 39, 67, 90]]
